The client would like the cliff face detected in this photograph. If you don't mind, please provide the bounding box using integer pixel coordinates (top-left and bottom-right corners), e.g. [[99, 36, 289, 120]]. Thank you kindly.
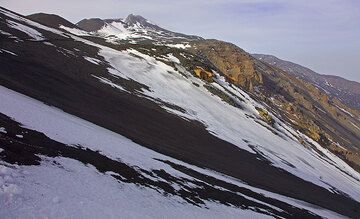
[[190, 40, 263, 91]]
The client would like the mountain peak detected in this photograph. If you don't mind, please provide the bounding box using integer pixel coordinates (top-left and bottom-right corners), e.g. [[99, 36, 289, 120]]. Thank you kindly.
[[76, 18, 106, 32], [124, 13, 158, 29], [125, 14, 147, 23]]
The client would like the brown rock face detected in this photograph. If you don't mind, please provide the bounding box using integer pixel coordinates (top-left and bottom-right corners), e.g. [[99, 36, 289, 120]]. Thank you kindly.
[[194, 67, 214, 82], [190, 40, 262, 91]]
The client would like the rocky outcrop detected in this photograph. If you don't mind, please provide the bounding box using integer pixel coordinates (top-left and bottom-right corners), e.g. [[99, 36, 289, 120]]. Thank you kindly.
[[194, 67, 214, 82], [190, 40, 262, 91]]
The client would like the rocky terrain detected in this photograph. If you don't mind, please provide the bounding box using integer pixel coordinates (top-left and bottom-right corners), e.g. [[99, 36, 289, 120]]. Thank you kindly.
[[188, 40, 360, 172]]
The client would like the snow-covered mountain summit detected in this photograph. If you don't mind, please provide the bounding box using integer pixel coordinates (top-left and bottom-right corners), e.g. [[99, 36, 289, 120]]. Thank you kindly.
[[123, 14, 160, 30], [75, 14, 202, 44]]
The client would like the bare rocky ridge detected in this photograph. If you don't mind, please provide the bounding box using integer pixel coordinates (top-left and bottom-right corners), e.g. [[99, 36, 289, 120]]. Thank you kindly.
[[253, 54, 360, 110]]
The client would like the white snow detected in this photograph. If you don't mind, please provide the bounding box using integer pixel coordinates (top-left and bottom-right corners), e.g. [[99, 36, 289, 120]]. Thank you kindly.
[[0, 127, 6, 134], [0, 8, 68, 38], [350, 121, 360, 130], [97, 47, 360, 201], [84, 56, 101, 65], [0, 30, 12, 36], [97, 21, 155, 42], [166, 53, 180, 63], [325, 80, 334, 87], [6, 19, 44, 41], [98, 22, 131, 40], [15, 134, 23, 138], [0, 49, 17, 56], [0, 30, 19, 41], [166, 43, 191, 49], [92, 75, 127, 92], [59, 25, 90, 36], [0, 158, 273, 219], [0, 164, 22, 204], [337, 106, 354, 117], [0, 86, 346, 218]]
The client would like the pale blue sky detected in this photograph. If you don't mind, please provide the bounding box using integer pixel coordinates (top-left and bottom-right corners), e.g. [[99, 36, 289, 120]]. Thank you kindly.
[[2, 0, 359, 82]]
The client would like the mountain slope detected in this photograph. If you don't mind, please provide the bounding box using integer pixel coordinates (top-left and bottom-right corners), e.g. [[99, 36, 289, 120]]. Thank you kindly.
[[189, 40, 360, 172], [253, 54, 360, 110], [1, 6, 360, 218]]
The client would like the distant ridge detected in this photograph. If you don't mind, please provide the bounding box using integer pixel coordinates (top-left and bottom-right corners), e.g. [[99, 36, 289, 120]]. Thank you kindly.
[[253, 53, 360, 110], [27, 13, 80, 30]]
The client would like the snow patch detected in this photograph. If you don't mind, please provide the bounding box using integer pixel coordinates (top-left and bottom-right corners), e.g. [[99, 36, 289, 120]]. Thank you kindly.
[[59, 25, 90, 36], [0, 127, 6, 134], [92, 75, 127, 92], [166, 43, 191, 49], [337, 106, 354, 117], [166, 53, 180, 63], [0, 49, 17, 56], [6, 19, 44, 41], [15, 134, 23, 138], [84, 56, 101, 65]]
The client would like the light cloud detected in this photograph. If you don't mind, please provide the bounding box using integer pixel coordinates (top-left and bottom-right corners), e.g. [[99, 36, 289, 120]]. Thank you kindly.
[[1, 0, 359, 82]]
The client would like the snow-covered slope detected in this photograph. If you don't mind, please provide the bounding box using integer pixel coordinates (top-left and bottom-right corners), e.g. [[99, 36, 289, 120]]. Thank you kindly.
[[98, 46, 360, 198], [1, 6, 360, 218]]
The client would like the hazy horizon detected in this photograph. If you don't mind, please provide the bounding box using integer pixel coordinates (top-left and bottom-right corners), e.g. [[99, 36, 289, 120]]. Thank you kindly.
[[1, 0, 359, 82]]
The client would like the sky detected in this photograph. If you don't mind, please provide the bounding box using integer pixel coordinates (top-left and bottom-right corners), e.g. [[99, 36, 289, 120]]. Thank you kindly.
[[1, 0, 360, 82]]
